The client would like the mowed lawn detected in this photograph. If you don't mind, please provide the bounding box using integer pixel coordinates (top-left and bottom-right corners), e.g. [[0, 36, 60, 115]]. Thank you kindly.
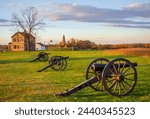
[[0, 50, 150, 102]]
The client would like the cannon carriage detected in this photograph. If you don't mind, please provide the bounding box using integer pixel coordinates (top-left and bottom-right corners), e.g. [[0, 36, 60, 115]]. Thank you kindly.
[[30, 52, 69, 72], [56, 58, 137, 97], [37, 56, 69, 72], [30, 52, 50, 62]]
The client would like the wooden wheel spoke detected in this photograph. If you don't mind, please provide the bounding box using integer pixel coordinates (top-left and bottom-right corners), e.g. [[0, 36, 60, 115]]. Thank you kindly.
[[121, 81, 127, 93], [118, 82, 121, 94], [120, 62, 126, 73], [86, 58, 109, 91], [118, 61, 121, 73], [105, 77, 114, 83], [122, 66, 132, 75], [112, 64, 118, 74], [107, 77, 115, 82], [108, 81, 116, 90], [124, 72, 135, 76], [96, 74, 101, 80], [123, 80, 132, 87], [96, 81, 101, 89], [113, 81, 118, 93], [107, 68, 116, 76], [102, 58, 137, 96], [124, 77, 134, 81]]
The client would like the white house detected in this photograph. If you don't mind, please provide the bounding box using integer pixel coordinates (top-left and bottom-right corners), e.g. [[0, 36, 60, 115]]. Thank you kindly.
[[36, 43, 46, 50]]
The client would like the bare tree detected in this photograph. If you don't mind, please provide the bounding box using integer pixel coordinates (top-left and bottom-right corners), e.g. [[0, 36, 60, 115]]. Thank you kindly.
[[12, 7, 44, 51], [68, 38, 76, 50]]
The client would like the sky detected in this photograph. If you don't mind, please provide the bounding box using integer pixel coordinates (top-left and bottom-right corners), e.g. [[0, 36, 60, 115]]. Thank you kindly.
[[0, 0, 150, 45]]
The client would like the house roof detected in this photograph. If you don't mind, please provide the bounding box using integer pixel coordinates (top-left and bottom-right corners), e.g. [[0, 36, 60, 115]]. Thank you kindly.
[[8, 42, 12, 44], [36, 42, 45, 46], [11, 32, 35, 39]]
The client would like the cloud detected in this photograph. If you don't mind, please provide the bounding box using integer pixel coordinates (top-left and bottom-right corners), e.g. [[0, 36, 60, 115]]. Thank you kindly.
[[124, 3, 150, 11], [42, 3, 147, 20], [1, 2, 150, 29], [0, 19, 12, 27], [109, 24, 150, 29], [0, 24, 13, 27], [5, 2, 27, 9], [0, 19, 9, 22], [40, 3, 150, 29]]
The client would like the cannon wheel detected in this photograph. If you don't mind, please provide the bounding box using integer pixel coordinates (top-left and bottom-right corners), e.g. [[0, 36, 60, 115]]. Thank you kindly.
[[102, 58, 137, 96], [38, 52, 49, 62], [86, 58, 109, 91], [50, 56, 67, 71]]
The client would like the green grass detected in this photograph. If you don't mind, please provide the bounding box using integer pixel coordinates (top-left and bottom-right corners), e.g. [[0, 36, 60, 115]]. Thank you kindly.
[[0, 50, 150, 102]]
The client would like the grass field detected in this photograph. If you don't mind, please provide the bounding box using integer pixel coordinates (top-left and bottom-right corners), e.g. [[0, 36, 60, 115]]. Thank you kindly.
[[0, 49, 150, 102]]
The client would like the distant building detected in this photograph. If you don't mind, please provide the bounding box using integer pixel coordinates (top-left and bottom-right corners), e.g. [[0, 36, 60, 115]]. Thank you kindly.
[[36, 42, 46, 50], [8, 32, 36, 51], [59, 34, 67, 48], [0, 45, 8, 52]]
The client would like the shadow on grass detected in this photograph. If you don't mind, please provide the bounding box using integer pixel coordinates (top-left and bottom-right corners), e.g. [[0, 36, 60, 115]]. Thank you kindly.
[[69, 56, 99, 61], [0, 59, 34, 64], [69, 55, 134, 61]]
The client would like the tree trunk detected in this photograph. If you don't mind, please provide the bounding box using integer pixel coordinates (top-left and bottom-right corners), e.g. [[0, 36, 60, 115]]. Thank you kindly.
[[28, 39, 31, 52], [27, 34, 31, 52]]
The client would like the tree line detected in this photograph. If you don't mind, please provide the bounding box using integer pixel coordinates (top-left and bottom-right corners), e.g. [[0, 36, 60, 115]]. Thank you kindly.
[[47, 37, 150, 50]]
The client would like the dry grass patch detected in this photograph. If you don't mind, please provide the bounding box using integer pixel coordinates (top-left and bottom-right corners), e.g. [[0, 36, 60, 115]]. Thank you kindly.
[[104, 48, 150, 57]]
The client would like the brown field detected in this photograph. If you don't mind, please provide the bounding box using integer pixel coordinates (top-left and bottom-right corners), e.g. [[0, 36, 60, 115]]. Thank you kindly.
[[104, 48, 150, 57]]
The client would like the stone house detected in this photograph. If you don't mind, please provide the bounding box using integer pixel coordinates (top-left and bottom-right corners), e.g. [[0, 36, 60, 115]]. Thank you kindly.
[[8, 32, 35, 51]]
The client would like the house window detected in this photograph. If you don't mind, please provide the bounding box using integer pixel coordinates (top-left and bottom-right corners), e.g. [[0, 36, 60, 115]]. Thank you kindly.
[[13, 38, 20, 42], [13, 45, 19, 49], [13, 45, 16, 49]]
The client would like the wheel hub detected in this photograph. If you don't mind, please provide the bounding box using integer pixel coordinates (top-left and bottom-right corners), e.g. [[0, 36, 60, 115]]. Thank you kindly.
[[116, 74, 124, 81], [112, 74, 124, 81]]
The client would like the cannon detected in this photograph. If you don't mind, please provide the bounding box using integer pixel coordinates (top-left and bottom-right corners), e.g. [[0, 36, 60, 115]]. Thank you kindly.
[[37, 56, 69, 72], [30, 52, 50, 62], [56, 58, 137, 97]]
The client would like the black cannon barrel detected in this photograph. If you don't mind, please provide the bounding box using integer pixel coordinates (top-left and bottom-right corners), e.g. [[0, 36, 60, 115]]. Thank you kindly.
[[51, 56, 69, 61], [30, 52, 50, 62], [92, 62, 137, 72], [63, 56, 69, 59], [57, 56, 69, 60], [55, 77, 99, 96]]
